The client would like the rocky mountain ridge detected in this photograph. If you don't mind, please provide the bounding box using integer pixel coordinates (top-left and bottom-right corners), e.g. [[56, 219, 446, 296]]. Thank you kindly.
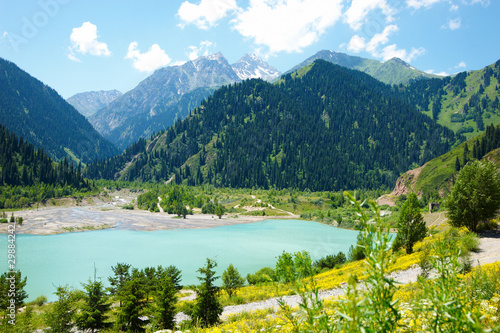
[[67, 90, 122, 117], [89, 52, 280, 150]]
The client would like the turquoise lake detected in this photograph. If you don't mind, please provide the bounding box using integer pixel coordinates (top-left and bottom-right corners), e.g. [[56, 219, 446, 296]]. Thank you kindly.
[[0, 219, 359, 301]]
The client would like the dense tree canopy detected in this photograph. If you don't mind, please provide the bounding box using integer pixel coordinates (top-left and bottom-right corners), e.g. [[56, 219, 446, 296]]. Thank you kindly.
[[86, 60, 459, 191]]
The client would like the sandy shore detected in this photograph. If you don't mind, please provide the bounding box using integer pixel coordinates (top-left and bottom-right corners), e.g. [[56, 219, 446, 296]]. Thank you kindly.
[[0, 192, 299, 235], [0, 193, 299, 235]]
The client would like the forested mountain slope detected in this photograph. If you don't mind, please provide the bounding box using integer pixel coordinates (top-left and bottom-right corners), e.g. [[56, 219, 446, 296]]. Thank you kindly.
[[393, 60, 500, 139], [85, 60, 460, 191], [0, 58, 118, 164]]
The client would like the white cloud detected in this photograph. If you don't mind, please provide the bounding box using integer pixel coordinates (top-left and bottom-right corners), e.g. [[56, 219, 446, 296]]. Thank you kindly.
[[406, 0, 445, 9], [187, 40, 213, 60], [67, 53, 81, 63], [344, 0, 396, 30], [125, 42, 171, 73], [379, 44, 425, 62], [1, 31, 7, 39], [177, 0, 238, 29], [466, 0, 490, 6], [456, 61, 467, 68], [425, 69, 449, 76], [68, 22, 111, 61], [365, 24, 398, 53], [347, 24, 424, 63], [444, 17, 461, 30], [450, 4, 459, 11], [232, 0, 343, 54], [347, 35, 366, 53], [170, 60, 188, 67]]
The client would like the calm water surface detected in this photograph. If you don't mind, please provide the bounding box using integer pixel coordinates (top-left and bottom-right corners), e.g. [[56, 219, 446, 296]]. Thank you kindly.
[[1, 219, 359, 301]]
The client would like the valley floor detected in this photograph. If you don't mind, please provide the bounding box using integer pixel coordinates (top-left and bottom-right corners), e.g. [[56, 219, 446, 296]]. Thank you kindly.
[[0, 190, 299, 235]]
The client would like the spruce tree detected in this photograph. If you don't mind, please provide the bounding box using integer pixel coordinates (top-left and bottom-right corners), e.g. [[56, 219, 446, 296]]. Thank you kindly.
[[116, 278, 146, 333], [193, 258, 223, 327], [44, 286, 75, 333], [76, 274, 111, 333], [455, 156, 461, 172], [154, 274, 177, 330]]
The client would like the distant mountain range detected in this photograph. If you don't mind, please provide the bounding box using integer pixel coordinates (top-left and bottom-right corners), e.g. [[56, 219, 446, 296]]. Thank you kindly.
[[67, 90, 122, 117], [286, 50, 437, 85], [0, 58, 118, 164], [85, 60, 459, 191], [89, 53, 281, 150]]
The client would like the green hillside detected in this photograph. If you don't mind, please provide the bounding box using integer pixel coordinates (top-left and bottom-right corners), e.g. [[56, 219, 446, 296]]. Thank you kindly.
[[85, 60, 460, 191], [285, 50, 437, 85], [395, 60, 500, 140], [394, 124, 500, 200]]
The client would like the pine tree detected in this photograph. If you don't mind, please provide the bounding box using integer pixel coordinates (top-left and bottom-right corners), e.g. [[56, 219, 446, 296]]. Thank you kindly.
[[455, 156, 461, 172], [0, 271, 28, 310], [44, 286, 75, 333], [154, 274, 177, 330], [462, 142, 469, 166], [193, 258, 223, 327], [76, 274, 111, 333], [116, 279, 146, 333]]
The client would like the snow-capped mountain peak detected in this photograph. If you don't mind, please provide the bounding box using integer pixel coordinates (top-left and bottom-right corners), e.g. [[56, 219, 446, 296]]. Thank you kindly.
[[231, 54, 282, 81]]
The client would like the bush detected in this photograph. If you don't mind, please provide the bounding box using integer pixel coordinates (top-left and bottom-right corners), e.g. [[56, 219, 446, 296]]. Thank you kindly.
[[457, 125, 474, 135], [315, 252, 346, 270], [450, 113, 465, 122], [246, 267, 276, 285]]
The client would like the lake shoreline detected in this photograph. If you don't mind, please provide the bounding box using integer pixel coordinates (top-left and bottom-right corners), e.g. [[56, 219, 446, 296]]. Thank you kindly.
[[0, 203, 303, 235]]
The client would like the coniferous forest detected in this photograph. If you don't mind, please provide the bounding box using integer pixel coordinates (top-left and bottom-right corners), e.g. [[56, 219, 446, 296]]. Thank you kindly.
[[0, 123, 93, 208], [85, 60, 461, 191], [0, 58, 118, 164]]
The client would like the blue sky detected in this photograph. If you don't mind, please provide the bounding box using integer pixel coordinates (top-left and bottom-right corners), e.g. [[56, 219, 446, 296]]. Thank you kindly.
[[0, 0, 498, 99]]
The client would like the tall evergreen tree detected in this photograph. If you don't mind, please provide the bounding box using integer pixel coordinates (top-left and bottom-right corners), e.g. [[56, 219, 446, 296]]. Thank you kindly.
[[462, 142, 469, 166], [44, 286, 75, 333], [116, 279, 146, 333], [193, 258, 223, 328], [153, 274, 177, 330], [0, 271, 28, 310], [454, 156, 461, 172], [76, 274, 111, 333]]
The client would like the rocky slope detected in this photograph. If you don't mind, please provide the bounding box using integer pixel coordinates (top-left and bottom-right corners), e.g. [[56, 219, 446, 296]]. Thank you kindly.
[[67, 90, 122, 117], [90, 53, 279, 150]]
